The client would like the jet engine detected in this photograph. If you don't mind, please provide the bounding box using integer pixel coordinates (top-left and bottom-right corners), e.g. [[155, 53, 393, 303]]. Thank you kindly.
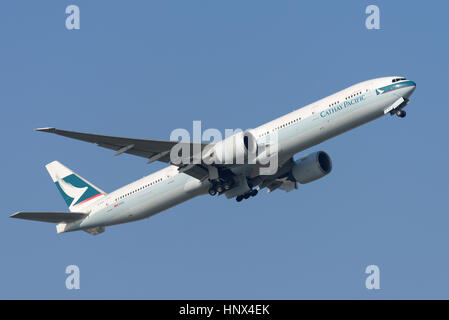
[[203, 131, 258, 165], [291, 151, 332, 184]]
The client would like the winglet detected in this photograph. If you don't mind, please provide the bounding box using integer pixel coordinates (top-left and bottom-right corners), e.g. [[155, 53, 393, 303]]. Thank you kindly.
[[9, 212, 21, 219], [35, 127, 56, 132]]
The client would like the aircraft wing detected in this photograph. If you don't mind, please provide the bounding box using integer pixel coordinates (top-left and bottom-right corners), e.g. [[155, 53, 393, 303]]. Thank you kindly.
[[10, 211, 88, 223], [36, 127, 211, 180], [36, 127, 209, 164]]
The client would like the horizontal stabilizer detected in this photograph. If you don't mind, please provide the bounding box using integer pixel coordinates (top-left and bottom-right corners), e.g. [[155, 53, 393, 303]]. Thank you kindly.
[[10, 211, 87, 223]]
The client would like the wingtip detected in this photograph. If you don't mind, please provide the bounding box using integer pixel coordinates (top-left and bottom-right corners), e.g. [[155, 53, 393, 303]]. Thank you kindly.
[[35, 127, 56, 132], [9, 212, 20, 219]]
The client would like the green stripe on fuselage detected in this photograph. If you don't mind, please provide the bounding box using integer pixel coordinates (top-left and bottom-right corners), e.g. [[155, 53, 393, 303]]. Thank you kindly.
[[376, 80, 415, 95]]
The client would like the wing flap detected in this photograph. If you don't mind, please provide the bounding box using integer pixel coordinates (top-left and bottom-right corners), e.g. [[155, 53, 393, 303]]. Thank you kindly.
[[10, 211, 88, 223]]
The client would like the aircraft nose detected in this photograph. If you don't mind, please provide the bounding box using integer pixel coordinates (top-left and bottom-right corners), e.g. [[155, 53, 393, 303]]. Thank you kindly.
[[403, 80, 416, 98]]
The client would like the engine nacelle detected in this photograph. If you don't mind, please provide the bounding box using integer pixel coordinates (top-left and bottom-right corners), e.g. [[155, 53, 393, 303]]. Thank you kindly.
[[291, 151, 332, 184], [203, 131, 258, 165]]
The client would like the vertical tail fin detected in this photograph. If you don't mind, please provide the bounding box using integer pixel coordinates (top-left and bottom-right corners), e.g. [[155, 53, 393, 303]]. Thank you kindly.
[[45, 161, 106, 212]]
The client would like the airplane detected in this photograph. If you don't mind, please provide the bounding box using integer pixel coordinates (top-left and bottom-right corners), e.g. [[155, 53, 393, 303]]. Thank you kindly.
[[11, 77, 416, 235]]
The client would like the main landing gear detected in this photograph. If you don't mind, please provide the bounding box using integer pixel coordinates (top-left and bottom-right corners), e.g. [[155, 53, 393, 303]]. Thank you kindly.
[[396, 110, 406, 118], [208, 180, 233, 196], [236, 189, 258, 202], [207, 178, 259, 202]]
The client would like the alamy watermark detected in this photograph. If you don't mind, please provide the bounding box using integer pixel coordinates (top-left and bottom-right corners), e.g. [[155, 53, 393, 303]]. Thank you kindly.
[[365, 265, 380, 290], [65, 4, 381, 31], [365, 5, 380, 30], [169, 121, 279, 175], [65, 265, 80, 290], [66, 5, 80, 30]]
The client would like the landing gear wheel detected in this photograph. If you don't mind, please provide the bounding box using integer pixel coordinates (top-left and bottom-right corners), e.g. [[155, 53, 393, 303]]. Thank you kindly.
[[216, 185, 224, 193], [208, 188, 217, 196], [396, 110, 406, 118], [236, 195, 243, 202], [243, 193, 250, 200], [223, 183, 232, 191], [251, 189, 258, 197]]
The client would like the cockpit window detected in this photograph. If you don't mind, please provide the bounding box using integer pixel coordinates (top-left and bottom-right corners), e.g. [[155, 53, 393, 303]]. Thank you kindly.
[[392, 77, 406, 83]]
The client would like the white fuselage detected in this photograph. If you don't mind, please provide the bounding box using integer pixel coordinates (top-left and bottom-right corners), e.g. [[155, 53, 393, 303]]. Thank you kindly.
[[65, 77, 416, 232]]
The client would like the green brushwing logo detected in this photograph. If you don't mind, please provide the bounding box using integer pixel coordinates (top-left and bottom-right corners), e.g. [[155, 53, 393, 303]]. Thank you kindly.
[[55, 174, 101, 207]]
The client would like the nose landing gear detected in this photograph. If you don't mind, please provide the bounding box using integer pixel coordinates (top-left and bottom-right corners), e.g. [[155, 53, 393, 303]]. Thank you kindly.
[[396, 110, 406, 118], [388, 98, 409, 118]]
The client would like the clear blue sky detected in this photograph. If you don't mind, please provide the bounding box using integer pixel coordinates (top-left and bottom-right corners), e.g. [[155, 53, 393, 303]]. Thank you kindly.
[[1, 0, 448, 299]]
